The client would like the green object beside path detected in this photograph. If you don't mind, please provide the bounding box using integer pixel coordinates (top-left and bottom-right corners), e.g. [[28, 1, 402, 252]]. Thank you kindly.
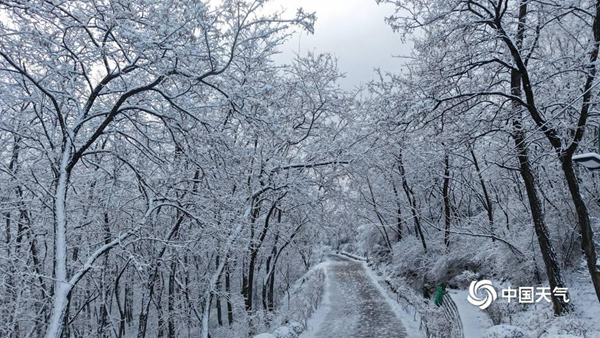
[[434, 286, 448, 306]]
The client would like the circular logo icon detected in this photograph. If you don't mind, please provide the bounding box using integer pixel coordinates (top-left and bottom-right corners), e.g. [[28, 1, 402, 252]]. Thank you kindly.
[[467, 280, 497, 310]]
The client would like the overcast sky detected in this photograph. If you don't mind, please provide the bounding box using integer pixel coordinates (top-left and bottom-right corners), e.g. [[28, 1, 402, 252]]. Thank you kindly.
[[267, 0, 412, 90]]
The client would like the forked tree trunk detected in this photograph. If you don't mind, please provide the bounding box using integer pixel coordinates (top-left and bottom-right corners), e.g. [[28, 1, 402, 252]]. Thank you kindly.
[[46, 146, 72, 338]]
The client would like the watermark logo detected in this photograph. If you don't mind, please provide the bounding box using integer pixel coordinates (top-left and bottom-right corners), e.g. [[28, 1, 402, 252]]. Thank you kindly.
[[467, 280, 570, 309], [468, 280, 497, 309]]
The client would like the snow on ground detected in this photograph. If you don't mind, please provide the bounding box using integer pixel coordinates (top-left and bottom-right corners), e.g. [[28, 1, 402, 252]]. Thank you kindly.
[[449, 289, 494, 338], [568, 278, 600, 336], [513, 276, 600, 338], [300, 254, 409, 337]]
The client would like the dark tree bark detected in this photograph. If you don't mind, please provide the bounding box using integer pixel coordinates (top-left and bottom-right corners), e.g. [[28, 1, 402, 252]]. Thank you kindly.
[[114, 261, 129, 338], [556, 3, 600, 300], [365, 175, 393, 252], [391, 181, 403, 241], [398, 152, 427, 252], [508, 0, 572, 315], [246, 197, 281, 313], [225, 263, 233, 326], [512, 119, 572, 315], [265, 227, 280, 312], [168, 260, 176, 338], [137, 215, 185, 338], [482, 0, 600, 302], [470, 148, 494, 238], [157, 283, 165, 338], [442, 151, 451, 250], [215, 256, 223, 326], [242, 195, 262, 312]]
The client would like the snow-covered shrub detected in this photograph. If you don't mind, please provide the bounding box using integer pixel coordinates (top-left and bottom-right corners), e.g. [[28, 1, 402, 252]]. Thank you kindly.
[[253, 334, 276, 338], [252, 262, 327, 338], [356, 223, 392, 263], [288, 321, 304, 335], [548, 317, 589, 337], [389, 236, 432, 289], [448, 270, 480, 289], [273, 326, 296, 338], [260, 320, 304, 338], [531, 313, 590, 338], [484, 298, 521, 326], [483, 325, 531, 338], [271, 262, 327, 331], [420, 305, 455, 338]]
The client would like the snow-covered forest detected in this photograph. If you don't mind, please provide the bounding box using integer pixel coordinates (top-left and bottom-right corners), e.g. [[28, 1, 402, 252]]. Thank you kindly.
[[1, 0, 600, 337]]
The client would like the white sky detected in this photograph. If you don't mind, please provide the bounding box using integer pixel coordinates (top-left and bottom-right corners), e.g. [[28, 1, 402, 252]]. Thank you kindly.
[[267, 0, 413, 90]]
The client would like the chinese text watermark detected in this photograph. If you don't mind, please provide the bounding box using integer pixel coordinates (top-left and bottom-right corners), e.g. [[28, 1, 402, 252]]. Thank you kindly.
[[467, 280, 569, 310]]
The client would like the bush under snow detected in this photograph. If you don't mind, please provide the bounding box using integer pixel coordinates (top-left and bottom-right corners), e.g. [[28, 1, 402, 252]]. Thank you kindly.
[[483, 325, 532, 338]]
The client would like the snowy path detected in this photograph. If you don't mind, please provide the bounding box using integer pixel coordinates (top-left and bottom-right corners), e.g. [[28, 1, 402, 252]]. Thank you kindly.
[[301, 255, 407, 338], [449, 290, 493, 338]]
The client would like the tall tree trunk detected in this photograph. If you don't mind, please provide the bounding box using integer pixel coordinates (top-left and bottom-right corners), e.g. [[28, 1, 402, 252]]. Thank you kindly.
[[509, 0, 571, 315], [398, 152, 427, 252], [366, 176, 393, 252], [494, 0, 600, 302], [242, 197, 261, 312], [265, 229, 280, 312], [556, 0, 600, 301], [157, 283, 165, 338], [246, 200, 277, 313], [470, 148, 494, 238], [246, 255, 256, 313], [137, 215, 185, 338], [46, 145, 73, 338], [561, 158, 600, 301], [114, 261, 128, 338], [267, 264, 276, 312], [225, 263, 233, 326], [442, 151, 451, 250], [168, 260, 176, 338], [215, 256, 223, 326], [391, 181, 403, 241], [512, 120, 572, 315], [98, 212, 111, 337]]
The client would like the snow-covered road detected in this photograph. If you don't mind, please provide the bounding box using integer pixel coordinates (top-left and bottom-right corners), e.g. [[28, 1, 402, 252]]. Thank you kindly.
[[301, 255, 407, 338]]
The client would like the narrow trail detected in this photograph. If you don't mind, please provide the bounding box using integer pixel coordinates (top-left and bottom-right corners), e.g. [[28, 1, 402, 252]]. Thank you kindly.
[[301, 255, 407, 338]]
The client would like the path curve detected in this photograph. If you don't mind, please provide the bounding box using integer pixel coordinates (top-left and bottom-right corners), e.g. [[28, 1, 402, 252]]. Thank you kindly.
[[301, 254, 407, 338]]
